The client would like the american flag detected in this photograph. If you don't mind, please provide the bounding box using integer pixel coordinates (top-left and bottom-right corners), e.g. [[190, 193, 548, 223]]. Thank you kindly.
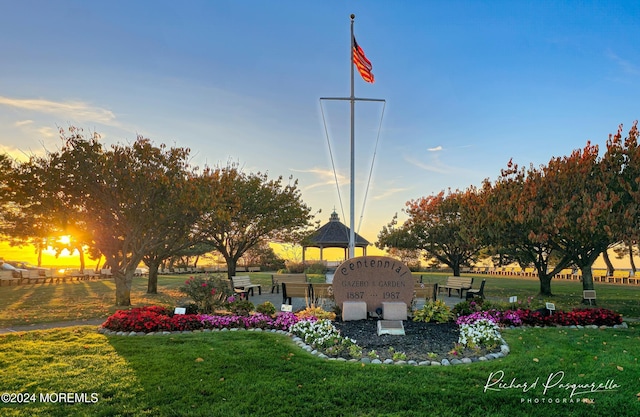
[[353, 36, 374, 83]]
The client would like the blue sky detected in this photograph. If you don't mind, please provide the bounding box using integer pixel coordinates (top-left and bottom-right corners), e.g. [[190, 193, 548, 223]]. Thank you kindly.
[[1, 0, 639, 246]]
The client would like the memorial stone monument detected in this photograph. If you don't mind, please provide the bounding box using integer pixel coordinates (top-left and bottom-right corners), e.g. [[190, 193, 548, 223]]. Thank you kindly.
[[332, 256, 414, 316]]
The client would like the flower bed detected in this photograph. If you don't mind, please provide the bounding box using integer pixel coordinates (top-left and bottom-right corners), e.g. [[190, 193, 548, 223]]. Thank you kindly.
[[102, 306, 300, 333], [101, 305, 624, 366]]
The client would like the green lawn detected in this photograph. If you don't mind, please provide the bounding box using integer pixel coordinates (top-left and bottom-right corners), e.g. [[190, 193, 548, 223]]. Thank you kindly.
[[1, 272, 638, 328], [418, 272, 640, 318], [0, 324, 638, 416], [1, 272, 639, 416]]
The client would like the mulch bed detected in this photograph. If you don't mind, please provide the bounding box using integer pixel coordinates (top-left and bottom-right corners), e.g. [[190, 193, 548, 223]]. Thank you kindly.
[[333, 319, 498, 362]]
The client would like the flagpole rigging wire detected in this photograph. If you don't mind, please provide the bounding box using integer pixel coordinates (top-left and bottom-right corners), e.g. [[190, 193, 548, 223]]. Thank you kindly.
[[319, 99, 346, 223], [357, 101, 386, 234]]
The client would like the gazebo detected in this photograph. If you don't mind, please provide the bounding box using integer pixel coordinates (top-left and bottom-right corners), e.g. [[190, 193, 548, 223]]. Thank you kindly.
[[302, 210, 369, 262]]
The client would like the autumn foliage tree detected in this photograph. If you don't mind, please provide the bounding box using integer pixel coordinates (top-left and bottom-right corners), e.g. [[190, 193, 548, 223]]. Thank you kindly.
[[479, 161, 573, 295], [541, 142, 620, 292], [21, 127, 202, 305], [195, 164, 313, 279], [377, 190, 483, 276]]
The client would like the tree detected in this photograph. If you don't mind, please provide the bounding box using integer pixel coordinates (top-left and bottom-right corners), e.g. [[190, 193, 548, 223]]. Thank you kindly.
[[378, 190, 483, 276], [24, 127, 200, 305], [241, 241, 286, 271], [195, 164, 313, 279], [606, 121, 640, 276], [140, 175, 211, 294], [544, 142, 620, 292], [479, 161, 572, 296], [613, 241, 637, 275]]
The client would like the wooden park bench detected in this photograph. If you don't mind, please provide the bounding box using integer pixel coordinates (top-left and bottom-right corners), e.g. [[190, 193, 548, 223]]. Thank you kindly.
[[270, 273, 308, 293], [609, 270, 630, 284], [466, 279, 486, 300], [0, 270, 21, 286], [231, 275, 262, 297], [439, 276, 473, 298], [24, 269, 50, 284], [281, 282, 311, 305]]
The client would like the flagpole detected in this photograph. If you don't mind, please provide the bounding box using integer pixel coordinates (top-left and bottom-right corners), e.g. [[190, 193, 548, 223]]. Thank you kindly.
[[349, 14, 356, 259]]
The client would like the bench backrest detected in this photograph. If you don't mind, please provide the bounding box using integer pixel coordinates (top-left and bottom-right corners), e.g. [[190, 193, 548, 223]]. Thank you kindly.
[[271, 274, 308, 285], [445, 276, 473, 288], [0, 270, 15, 279], [231, 275, 253, 287], [282, 282, 311, 299]]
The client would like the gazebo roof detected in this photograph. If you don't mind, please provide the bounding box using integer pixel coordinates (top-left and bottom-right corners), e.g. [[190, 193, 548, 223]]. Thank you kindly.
[[303, 211, 369, 248]]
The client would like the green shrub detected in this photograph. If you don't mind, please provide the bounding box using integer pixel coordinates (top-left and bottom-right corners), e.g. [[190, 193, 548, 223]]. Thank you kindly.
[[182, 303, 200, 315], [285, 261, 305, 273], [452, 298, 504, 316], [179, 275, 231, 314], [256, 301, 276, 316], [225, 296, 254, 316], [304, 261, 327, 275], [412, 300, 453, 323]]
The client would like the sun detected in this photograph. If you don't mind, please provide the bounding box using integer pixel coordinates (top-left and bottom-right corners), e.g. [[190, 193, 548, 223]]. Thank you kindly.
[[58, 235, 72, 245]]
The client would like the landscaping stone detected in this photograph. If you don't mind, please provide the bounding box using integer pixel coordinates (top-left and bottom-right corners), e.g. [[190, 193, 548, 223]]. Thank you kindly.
[[342, 301, 367, 321], [382, 302, 408, 321]]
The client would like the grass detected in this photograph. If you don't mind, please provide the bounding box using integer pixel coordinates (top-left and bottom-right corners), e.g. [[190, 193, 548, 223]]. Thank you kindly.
[[3, 271, 638, 328], [418, 272, 640, 318], [1, 271, 639, 415], [0, 325, 638, 416]]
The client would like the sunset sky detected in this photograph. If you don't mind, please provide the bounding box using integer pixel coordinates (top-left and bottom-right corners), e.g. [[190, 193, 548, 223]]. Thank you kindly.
[[1, 1, 639, 266]]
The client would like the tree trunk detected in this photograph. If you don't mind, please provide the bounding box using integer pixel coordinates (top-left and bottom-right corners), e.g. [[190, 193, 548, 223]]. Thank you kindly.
[[580, 265, 595, 292], [452, 263, 461, 277], [538, 273, 553, 296], [114, 270, 133, 306], [146, 260, 160, 294], [76, 245, 86, 272], [629, 244, 636, 276], [602, 249, 614, 276], [226, 258, 236, 280]]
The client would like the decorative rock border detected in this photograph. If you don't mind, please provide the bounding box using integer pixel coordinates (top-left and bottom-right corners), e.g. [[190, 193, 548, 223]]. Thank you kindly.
[[96, 325, 509, 366], [96, 321, 630, 366]]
